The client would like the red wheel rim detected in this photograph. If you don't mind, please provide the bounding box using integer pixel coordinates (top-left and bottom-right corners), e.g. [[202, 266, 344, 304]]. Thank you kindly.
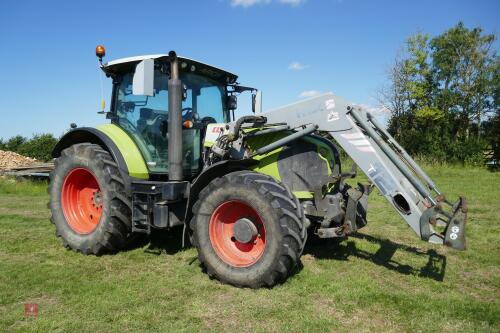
[[209, 200, 266, 267], [61, 168, 103, 234]]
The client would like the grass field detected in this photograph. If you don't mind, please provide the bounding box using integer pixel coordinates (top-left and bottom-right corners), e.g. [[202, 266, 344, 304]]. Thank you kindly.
[[0, 166, 499, 332]]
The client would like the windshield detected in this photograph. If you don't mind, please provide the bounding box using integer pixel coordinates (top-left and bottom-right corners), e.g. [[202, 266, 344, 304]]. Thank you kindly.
[[114, 68, 227, 174]]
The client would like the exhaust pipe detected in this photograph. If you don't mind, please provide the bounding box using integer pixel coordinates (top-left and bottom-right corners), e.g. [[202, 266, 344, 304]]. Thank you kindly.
[[168, 51, 183, 181]]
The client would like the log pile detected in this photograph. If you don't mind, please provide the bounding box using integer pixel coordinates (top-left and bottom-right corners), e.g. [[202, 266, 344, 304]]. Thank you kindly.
[[0, 150, 37, 169], [0, 150, 53, 177]]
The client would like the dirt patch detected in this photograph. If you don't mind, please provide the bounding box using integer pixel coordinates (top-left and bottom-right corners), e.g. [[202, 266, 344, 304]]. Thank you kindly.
[[314, 296, 401, 332], [0, 150, 36, 169]]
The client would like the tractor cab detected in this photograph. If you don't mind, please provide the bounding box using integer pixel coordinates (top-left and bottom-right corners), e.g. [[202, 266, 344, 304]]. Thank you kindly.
[[102, 54, 239, 177]]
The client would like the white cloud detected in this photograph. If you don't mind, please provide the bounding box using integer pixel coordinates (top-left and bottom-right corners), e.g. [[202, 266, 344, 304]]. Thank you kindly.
[[355, 103, 390, 116], [299, 90, 322, 98], [230, 0, 303, 7], [230, 0, 270, 7], [288, 61, 309, 70], [278, 0, 305, 6]]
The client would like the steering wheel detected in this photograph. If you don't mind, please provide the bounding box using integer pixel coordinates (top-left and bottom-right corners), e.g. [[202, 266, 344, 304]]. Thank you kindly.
[[119, 117, 138, 132], [117, 101, 140, 114], [200, 116, 217, 125], [182, 107, 199, 121]]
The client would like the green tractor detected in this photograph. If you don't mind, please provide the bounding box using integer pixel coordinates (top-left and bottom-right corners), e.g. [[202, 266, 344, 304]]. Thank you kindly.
[[48, 46, 467, 288]]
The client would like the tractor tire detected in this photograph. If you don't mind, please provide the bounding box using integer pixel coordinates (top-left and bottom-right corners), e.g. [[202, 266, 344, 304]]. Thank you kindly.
[[48, 143, 132, 255], [191, 171, 307, 288]]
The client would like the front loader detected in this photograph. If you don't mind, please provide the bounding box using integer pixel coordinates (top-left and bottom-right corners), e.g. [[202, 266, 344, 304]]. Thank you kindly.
[[48, 46, 467, 288]]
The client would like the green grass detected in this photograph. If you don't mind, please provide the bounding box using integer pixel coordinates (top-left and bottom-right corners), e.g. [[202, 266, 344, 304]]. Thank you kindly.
[[0, 167, 499, 333]]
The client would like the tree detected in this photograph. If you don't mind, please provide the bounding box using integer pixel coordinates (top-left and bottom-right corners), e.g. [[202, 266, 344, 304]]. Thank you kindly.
[[4, 135, 27, 153], [379, 54, 409, 138], [381, 33, 445, 156], [430, 22, 497, 139], [18, 134, 58, 161], [381, 22, 498, 164]]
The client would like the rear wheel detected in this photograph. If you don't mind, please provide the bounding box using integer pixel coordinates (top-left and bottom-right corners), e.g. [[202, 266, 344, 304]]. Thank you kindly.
[[48, 143, 133, 255], [191, 171, 307, 288]]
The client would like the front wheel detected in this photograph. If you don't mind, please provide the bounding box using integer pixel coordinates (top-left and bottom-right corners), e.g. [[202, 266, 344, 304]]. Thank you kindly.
[[191, 171, 307, 288]]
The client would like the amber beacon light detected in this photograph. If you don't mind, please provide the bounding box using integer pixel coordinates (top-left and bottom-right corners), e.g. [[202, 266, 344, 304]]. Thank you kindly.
[[95, 45, 106, 60]]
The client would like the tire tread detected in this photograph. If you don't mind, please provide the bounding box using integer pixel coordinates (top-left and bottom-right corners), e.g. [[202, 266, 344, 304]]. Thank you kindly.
[[191, 170, 306, 288], [48, 143, 132, 255]]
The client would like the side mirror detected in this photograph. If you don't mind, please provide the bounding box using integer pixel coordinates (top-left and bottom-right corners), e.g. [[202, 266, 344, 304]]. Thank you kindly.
[[252, 90, 262, 114], [132, 59, 154, 96], [227, 95, 237, 110]]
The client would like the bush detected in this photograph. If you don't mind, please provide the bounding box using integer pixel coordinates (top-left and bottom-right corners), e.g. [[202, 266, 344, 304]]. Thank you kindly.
[[4, 135, 27, 152], [18, 134, 58, 161], [0, 134, 57, 162]]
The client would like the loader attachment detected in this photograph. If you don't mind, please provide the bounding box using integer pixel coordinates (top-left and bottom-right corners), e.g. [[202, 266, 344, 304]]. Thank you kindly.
[[261, 93, 468, 250]]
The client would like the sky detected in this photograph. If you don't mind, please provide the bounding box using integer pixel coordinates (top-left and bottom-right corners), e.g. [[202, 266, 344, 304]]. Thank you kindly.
[[0, 0, 498, 139]]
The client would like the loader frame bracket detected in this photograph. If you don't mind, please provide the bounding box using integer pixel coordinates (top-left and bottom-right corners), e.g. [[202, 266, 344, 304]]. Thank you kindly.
[[444, 197, 467, 250]]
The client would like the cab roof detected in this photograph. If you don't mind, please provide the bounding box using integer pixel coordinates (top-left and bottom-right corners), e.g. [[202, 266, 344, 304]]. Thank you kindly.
[[103, 54, 238, 84]]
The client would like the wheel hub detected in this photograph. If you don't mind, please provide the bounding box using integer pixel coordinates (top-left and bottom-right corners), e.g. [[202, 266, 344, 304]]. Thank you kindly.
[[208, 200, 266, 267], [92, 191, 103, 207], [233, 218, 258, 244], [61, 168, 103, 234]]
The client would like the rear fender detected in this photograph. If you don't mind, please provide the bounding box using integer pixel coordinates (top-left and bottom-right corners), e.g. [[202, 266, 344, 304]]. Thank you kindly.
[[53, 128, 125, 170], [52, 126, 149, 193]]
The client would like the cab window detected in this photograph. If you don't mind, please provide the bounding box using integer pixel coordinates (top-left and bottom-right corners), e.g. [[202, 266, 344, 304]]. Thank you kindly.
[[113, 67, 227, 174]]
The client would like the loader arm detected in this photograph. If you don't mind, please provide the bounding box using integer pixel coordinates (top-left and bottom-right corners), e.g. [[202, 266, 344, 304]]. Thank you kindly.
[[261, 93, 467, 250]]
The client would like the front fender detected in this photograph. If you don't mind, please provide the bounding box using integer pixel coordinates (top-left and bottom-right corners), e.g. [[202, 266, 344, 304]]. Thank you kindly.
[[185, 159, 259, 223]]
